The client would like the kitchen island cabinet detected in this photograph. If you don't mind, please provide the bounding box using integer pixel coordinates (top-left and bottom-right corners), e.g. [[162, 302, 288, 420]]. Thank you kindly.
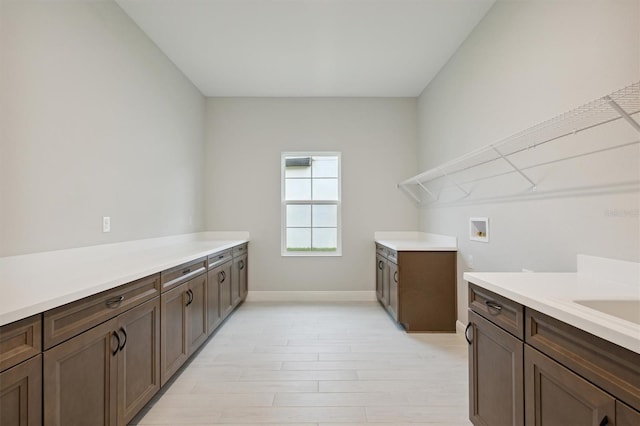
[[375, 242, 456, 332]]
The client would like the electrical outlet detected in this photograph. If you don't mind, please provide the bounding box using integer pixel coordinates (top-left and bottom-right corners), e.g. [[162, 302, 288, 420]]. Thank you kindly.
[[102, 216, 111, 233]]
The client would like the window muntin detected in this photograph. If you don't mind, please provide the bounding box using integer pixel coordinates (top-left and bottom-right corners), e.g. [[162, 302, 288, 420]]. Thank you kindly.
[[282, 153, 341, 256]]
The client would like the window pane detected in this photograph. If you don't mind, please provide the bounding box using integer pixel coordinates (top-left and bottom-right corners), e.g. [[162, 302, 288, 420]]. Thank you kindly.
[[312, 156, 338, 178], [287, 205, 311, 227], [312, 178, 338, 200], [287, 228, 311, 250], [312, 228, 337, 250], [312, 205, 337, 227], [285, 178, 311, 200], [284, 159, 312, 178]]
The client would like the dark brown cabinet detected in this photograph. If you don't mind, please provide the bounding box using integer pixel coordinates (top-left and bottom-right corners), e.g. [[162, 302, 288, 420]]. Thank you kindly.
[[44, 317, 119, 426], [44, 298, 160, 426], [524, 345, 614, 426], [160, 274, 207, 386], [187, 274, 207, 355], [468, 309, 523, 426], [160, 285, 188, 385], [206, 264, 223, 334], [235, 253, 248, 303], [387, 260, 398, 321], [617, 401, 640, 426], [376, 243, 456, 332], [466, 281, 640, 426], [116, 299, 160, 425], [0, 354, 42, 426], [375, 253, 386, 303], [219, 262, 233, 320]]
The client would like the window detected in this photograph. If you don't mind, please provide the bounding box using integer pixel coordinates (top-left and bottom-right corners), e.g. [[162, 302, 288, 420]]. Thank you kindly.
[[281, 152, 341, 256]]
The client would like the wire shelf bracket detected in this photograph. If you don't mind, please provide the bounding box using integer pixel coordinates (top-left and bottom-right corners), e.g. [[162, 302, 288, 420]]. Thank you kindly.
[[417, 181, 439, 201], [607, 97, 640, 133], [491, 146, 537, 191]]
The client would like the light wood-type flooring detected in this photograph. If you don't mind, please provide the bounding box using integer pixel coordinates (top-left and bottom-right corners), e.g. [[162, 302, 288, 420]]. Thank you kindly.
[[132, 301, 472, 425]]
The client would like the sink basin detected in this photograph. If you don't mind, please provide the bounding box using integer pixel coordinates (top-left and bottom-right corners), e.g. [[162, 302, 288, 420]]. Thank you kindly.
[[574, 300, 640, 325]]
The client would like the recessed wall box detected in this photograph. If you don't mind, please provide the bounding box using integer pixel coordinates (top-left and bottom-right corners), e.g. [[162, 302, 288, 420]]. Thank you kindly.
[[470, 217, 489, 243]]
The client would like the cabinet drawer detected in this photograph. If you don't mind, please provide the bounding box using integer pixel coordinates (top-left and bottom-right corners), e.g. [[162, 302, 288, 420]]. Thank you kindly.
[[469, 283, 524, 339], [526, 308, 640, 411], [232, 244, 248, 257], [161, 257, 207, 292], [375, 243, 388, 257], [0, 314, 41, 373], [208, 250, 232, 269], [44, 274, 160, 349]]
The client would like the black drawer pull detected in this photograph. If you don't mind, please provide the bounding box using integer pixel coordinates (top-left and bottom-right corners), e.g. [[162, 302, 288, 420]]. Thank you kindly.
[[105, 295, 125, 308], [118, 327, 127, 351], [218, 255, 224, 259], [599, 416, 608, 426], [182, 268, 191, 275], [465, 323, 473, 345], [112, 331, 120, 356], [485, 300, 502, 313], [393, 271, 398, 283], [378, 260, 383, 270], [220, 271, 226, 283], [239, 260, 245, 270]]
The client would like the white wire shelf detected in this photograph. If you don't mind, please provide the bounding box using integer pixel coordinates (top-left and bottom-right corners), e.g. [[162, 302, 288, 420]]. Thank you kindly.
[[398, 81, 640, 204]]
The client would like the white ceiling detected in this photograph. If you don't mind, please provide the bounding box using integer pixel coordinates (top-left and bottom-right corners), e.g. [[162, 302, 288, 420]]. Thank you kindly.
[[116, 0, 495, 97]]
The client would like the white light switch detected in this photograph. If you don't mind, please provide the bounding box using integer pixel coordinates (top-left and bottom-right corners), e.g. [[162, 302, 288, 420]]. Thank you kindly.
[[102, 216, 111, 233]]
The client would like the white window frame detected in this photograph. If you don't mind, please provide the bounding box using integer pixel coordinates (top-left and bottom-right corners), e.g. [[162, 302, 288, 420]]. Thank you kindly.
[[281, 152, 342, 257]]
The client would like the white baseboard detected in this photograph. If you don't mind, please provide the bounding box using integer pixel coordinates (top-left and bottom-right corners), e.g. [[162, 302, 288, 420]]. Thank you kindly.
[[246, 291, 377, 302], [456, 320, 466, 335]]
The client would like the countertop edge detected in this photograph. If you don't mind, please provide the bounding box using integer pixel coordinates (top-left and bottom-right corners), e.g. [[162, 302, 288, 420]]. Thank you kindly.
[[464, 272, 640, 354], [0, 239, 248, 327]]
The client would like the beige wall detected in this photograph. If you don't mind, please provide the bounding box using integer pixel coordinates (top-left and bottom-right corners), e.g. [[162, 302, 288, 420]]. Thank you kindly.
[[417, 0, 640, 325], [204, 98, 419, 292], [0, 0, 205, 256]]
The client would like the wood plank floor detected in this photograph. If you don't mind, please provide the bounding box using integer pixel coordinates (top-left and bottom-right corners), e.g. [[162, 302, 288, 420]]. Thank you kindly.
[[132, 301, 472, 425]]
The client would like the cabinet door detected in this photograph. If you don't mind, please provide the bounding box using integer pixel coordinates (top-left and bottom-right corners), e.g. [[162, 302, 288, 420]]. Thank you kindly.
[[375, 254, 384, 302], [188, 275, 208, 354], [160, 284, 188, 386], [388, 261, 399, 321], [116, 298, 160, 426], [219, 261, 233, 320], [0, 354, 42, 426], [238, 254, 248, 301], [617, 401, 640, 426], [206, 268, 221, 335], [524, 345, 615, 426], [468, 310, 524, 426], [232, 256, 242, 307], [44, 318, 118, 426], [382, 257, 390, 307]]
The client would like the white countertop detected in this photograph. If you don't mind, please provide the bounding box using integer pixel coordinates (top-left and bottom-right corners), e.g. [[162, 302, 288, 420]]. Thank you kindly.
[[464, 255, 640, 353], [374, 231, 457, 251], [0, 232, 249, 326]]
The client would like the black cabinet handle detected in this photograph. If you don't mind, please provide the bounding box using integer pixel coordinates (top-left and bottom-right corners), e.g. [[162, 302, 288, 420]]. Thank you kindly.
[[105, 295, 124, 308], [485, 300, 502, 313], [465, 323, 473, 345], [112, 331, 121, 356], [220, 271, 226, 283], [239, 260, 245, 270], [599, 416, 608, 426], [182, 268, 191, 275], [378, 260, 383, 270], [393, 271, 398, 283], [119, 327, 127, 351], [188, 289, 194, 305], [185, 289, 192, 306]]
